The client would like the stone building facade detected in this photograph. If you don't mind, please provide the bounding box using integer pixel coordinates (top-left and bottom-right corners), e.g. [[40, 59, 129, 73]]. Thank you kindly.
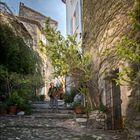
[[18, 2, 58, 99], [0, 11, 32, 47], [83, 0, 139, 133], [19, 2, 57, 29]]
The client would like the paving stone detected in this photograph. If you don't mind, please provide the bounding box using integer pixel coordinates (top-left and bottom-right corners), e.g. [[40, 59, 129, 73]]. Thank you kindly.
[[0, 104, 127, 140]]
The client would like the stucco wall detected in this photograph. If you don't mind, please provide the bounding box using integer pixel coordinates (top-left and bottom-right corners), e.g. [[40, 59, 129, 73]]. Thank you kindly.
[[65, 0, 82, 41]]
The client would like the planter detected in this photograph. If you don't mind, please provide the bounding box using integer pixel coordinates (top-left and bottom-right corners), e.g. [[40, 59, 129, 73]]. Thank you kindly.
[[74, 106, 84, 114], [9, 105, 17, 115]]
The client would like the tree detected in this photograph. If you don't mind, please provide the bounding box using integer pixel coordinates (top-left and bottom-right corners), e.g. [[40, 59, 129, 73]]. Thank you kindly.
[[40, 18, 97, 109]]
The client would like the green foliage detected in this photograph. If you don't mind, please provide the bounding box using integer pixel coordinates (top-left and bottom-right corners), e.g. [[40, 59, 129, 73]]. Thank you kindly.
[[0, 23, 43, 95], [40, 18, 92, 82], [115, 36, 140, 62], [0, 24, 38, 75], [98, 103, 108, 113], [39, 95, 46, 101], [84, 102, 93, 114], [72, 101, 82, 108], [63, 89, 78, 103], [7, 91, 24, 106], [100, 0, 140, 88], [130, 0, 140, 30], [7, 91, 32, 114], [40, 18, 94, 108]]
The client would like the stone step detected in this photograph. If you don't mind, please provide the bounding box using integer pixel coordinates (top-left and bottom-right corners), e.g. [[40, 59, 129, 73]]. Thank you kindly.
[[32, 103, 66, 109], [32, 108, 74, 113], [32, 107, 88, 119], [0, 112, 87, 120]]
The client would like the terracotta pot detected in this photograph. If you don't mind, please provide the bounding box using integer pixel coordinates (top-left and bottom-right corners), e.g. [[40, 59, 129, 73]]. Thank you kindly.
[[74, 106, 84, 114], [9, 105, 17, 115]]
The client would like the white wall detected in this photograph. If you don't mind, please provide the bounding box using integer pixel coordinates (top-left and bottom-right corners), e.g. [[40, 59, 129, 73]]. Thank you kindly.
[[65, 0, 82, 41]]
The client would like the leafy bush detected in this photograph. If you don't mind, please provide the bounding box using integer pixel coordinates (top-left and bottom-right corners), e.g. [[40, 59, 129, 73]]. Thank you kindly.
[[39, 95, 45, 101], [98, 103, 108, 113], [0, 23, 43, 96], [7, 91, 24, 106], [63, 88, 78, 103], [7, 91, 32, 115], [63, 93, 73, 103], [20, 101, 32, 115], [72, 101, 82, 108]]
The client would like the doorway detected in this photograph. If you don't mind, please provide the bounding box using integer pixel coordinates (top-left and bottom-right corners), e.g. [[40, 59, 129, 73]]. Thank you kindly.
[[105, 70, 122, 129]]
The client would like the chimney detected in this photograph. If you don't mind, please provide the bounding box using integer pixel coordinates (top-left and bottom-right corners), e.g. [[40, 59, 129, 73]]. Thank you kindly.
[[20, 2, 24, 6]]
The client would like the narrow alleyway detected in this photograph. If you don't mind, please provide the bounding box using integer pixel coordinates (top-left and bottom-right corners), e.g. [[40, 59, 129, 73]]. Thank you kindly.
[[0, 101, 127, 140]]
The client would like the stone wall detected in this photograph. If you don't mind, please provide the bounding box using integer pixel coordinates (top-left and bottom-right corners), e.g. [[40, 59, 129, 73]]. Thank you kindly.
[[83, 0, 134, 113], [18, 3, 56, 98], [18, 17, 53, 98], [82, 0, 140, 138], [19, 2, 57, 29], [0, 13, 32, 47]]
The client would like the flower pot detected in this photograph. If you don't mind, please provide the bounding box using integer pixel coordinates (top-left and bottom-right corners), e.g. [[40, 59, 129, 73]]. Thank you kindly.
[[9, 105, 17, 115], [74, 106, 84, 114]]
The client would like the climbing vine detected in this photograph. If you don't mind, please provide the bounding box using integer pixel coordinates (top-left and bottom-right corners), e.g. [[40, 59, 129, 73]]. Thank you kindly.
[[100, 0, 140, 89]]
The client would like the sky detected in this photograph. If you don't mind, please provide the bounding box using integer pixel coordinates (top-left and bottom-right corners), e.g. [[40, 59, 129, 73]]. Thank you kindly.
[[2, 0, 66, 37]]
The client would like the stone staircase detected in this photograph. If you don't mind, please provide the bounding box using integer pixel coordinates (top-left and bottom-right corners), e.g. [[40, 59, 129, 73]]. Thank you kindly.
[[32, 100, 87, 120], [32, 99, 66, 109]]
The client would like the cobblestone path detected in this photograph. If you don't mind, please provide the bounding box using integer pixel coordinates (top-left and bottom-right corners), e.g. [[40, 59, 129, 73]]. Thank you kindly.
[[0, 105, 127, 140]]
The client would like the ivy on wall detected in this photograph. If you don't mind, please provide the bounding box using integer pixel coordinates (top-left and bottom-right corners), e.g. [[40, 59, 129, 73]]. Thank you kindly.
[[100, 0, 140, 89]]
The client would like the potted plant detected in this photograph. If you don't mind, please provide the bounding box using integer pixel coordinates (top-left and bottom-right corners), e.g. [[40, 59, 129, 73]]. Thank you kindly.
[[73, 101, 84, 114], [7, 91, 23, 115]]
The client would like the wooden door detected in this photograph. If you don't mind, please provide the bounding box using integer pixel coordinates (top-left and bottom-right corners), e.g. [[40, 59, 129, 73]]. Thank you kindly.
[[105, 71, 122, 129]]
